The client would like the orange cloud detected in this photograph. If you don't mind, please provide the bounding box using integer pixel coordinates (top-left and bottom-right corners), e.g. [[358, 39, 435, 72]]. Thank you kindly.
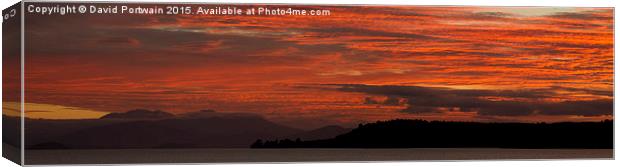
[[21, 4, 613, 128]]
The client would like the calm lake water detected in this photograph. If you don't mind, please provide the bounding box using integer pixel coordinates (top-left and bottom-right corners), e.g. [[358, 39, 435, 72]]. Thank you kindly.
[[25, 148, 613, 165]]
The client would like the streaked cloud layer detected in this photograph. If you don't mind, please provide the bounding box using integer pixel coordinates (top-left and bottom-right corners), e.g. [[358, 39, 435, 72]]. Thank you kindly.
[[22, 4, 612, 128]]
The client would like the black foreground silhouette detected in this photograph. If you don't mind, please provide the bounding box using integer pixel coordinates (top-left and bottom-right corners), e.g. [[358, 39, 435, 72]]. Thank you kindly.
[[251, 119, 613, 149]]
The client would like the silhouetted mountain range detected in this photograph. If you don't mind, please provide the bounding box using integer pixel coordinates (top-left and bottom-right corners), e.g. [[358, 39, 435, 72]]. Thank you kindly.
[[8, 110, 613, 149], [251, 119, 613, 149], [100, 109, 175, 120], [14, 109, 357, 149], [14, 109, 305, 149]]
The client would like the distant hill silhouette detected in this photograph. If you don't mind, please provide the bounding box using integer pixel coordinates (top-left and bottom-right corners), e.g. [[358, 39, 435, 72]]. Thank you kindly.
[[23, 117, 135, 147], [59, 116, 299, 148], [22, 110, 303, 149], [100, 109, 175, 120], [251, 119, 613, 149]]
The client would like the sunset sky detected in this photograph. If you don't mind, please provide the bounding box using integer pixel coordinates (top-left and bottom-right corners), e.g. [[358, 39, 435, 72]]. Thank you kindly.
[[11, 4, 613, 129]]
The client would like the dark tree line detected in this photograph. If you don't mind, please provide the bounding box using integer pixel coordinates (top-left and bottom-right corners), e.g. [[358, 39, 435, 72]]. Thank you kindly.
[[251, 119, 613, 149]]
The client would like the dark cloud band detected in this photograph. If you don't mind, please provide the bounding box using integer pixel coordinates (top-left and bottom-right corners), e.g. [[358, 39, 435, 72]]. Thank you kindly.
[[331, 84, 612, 117]]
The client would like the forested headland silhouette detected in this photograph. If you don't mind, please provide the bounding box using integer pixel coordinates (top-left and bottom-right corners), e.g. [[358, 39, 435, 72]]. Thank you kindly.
[[251, 119, 613, 149]]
